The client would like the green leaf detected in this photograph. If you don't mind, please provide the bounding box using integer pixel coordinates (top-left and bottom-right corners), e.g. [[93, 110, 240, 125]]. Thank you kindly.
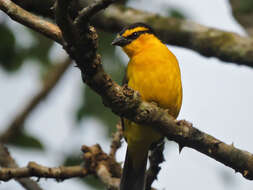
[[169, 8, 187, 19], [63, 155, 82, 166], [0, 23, 23, 71], [237, 0, 253, 13], [0, 23, 53, 73], [8, 131, 44, 150]]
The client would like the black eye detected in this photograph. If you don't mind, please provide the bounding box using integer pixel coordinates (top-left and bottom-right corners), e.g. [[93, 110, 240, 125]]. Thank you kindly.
[[128, 32, 139, 40], [132, 32, 138, 36]]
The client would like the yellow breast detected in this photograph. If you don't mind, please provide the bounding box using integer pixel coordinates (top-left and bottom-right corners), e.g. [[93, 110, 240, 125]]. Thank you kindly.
[[126, 43, 182, 118], [123, 41, 182, 154]]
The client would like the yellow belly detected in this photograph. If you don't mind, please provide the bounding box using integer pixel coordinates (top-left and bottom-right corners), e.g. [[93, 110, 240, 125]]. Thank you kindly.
[[124, 120, 162, 149], [123, 119, 162, 168], [124, 48, 182, 152]]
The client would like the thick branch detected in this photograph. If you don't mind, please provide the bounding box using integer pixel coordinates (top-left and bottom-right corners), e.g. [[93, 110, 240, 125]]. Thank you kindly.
[[1, 0, 253, 182], [0, 0, 62, 44], [94, 5, 253, 68], [5, 0, 253, 68], [0, 58, 71, 143]]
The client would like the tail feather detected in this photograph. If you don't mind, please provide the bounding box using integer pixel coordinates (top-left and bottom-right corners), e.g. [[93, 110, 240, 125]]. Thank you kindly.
[[120, 147, 148, 190]]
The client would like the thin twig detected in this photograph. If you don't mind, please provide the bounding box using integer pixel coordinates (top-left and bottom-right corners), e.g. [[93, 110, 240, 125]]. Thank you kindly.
[[74, 0, 117, 26], [0, 162, 88, 181], [0, 144, 43, 190], [109, 121, 123, 158]]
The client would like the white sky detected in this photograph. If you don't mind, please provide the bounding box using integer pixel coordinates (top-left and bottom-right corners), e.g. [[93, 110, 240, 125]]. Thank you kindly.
[[1, 0, 253, 190]]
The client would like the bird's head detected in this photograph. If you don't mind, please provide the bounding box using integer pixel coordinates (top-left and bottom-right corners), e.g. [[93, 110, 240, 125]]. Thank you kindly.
[[112, 23, 158, 57]]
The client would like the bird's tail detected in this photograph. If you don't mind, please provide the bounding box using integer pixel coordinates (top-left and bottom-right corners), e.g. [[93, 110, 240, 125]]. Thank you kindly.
[[120, 147, 148, 190]]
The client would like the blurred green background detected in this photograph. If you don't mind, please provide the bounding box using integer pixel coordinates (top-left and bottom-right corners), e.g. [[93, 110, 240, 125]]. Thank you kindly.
[[1, 0, 253, 190]]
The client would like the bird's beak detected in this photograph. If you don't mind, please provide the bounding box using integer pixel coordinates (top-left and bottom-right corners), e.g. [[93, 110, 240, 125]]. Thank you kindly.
[[111, 35, 129, 46]]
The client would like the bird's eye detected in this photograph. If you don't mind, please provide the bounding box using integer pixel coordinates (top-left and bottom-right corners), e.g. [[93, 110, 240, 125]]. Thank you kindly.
[[132, 32, 138, 36], [128, 32, 139, 40]]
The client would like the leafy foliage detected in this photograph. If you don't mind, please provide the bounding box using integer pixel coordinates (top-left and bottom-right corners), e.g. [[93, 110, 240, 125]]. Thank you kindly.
[[0, 22, 53, 73], [168, 8, 186, 19], [0, 22, 54, 150], [235, 0, 253, 13], [0, 24, 23, 71], [230, 0, 253, 36], [8, 130, 44, 150]]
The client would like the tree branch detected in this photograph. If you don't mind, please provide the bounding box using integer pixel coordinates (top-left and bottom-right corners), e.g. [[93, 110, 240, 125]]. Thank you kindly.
[[93, 5, 253, 68], [0, 144, 121, 190], [82, 144, 121, 190], [55, 0, 253, 181], [0, 0, 62, 44], [5, 0, 253, 68], [0, 144, 43, 190], [12, 0, 55, 18], [146, 142, 165, 190], [74, 0, 116, 26], [1, 0, 253, 182], [109, 121, 123, 159], [0, 58, 71, 143], [0, 162, 88, 181]]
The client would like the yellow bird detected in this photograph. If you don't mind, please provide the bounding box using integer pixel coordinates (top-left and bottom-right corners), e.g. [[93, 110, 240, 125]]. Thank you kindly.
[[112, 23, 182, 190]]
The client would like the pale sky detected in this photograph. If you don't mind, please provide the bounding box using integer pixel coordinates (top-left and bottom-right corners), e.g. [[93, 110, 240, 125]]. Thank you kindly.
[[1, 0, 253, 190]]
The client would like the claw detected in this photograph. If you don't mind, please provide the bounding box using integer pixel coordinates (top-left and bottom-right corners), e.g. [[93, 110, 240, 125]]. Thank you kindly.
[[178, 143, 184, 154]]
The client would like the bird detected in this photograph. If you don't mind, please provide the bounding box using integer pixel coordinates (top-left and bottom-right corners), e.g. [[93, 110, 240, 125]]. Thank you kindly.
[[112, 23, 183, 190]]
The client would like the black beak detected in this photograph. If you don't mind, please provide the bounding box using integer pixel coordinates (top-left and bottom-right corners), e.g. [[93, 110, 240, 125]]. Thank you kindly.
[[111, 36, 129, 46]]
